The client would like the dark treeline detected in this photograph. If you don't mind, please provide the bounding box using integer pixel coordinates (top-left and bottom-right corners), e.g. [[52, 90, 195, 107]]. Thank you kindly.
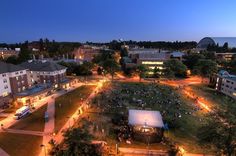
[[87, 40, 197, 51], [1, 39, 82, 57], [1, 39, 197, 51], [125, 40, 197, 50], [207, 42, 236, 53]]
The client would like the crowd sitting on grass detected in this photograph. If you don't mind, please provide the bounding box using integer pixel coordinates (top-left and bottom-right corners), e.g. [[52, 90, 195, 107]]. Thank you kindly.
[[93, 82, 202, 130]]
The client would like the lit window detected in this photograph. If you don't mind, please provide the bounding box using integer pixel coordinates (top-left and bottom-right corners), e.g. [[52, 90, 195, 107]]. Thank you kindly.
[[141, 61, 164, 65], [2, 92, 8, 97]]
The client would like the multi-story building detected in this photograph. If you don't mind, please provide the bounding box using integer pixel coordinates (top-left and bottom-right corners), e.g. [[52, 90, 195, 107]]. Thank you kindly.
[[214, 52, 236, 62], [0, 61, 28, 105], [20, 60, 67, 88], [215, 70, 236, 100], [128, 49, 170, 74], [0, 48, 19, 59], [72, 45, 107, 62]]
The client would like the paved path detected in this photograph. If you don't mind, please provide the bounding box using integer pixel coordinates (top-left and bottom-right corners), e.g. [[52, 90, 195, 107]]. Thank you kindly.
[[39, 82, 83, 156], [0, 147, 9, 156], [119, 147, 168, 156], [3, 128, 45, 136]]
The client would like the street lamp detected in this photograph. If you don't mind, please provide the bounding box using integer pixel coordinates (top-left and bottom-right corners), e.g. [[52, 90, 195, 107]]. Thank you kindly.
[[40, 144, 46, 156]]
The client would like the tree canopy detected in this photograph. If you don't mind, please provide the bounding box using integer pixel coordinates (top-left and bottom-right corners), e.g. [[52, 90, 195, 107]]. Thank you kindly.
[[163, 59, 188, 78], [193, 59, 218, 78]]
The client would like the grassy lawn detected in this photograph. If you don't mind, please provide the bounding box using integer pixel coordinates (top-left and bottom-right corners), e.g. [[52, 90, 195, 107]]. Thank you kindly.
[[190, 84, 236, 112], [90, 82, 214, 154], [9, 104, 47, 131], [55, 85, 96, 132], [0, 132, 42, 156]]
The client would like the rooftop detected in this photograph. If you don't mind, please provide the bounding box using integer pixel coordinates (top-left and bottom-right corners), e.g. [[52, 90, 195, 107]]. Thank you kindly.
[[15, 84, 51, 97], [20, 60, 66, 72], [0, 61, 26, 74], [218, 70, 236, 82]]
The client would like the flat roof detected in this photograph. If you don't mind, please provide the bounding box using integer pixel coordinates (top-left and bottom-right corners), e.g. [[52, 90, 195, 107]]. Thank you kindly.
[[128, 109, 164, 128], [15, 84, 51, 97]]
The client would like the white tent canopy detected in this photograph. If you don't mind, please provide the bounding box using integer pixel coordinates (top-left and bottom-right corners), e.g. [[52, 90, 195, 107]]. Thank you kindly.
[[128, 109, 164, 128]]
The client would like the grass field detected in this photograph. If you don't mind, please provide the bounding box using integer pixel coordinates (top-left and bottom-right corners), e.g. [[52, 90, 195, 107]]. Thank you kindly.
[[90, 82, 214, 154], [0, 132, 42, 156], [9, 104, 47, 131], [54, 85, 96, 132], [190, 84, 236, 112]]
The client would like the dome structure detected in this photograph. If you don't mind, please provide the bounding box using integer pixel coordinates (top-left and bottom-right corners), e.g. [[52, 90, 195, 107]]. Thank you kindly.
[[197, 37, 215, 49], [197, 37, 236, 50]]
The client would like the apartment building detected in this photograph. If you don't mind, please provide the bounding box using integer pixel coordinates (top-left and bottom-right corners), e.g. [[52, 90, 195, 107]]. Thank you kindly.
[[20, 60, 67, 88], [0, 61, 28, 105], [215, 70, 236, 100]]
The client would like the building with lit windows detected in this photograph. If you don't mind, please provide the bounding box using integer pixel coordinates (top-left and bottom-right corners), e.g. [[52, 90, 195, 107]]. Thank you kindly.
[[0, 61, 28, 106], [0, 48, 19, 60], [128, 49, 170, 74], [20, 60, 67, 89], [215, 70, 236, 100], [72, 45, 108, 62], [214, 52, 236, 61]]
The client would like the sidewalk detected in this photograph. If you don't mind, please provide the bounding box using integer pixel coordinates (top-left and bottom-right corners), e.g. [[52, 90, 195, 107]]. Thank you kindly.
[[39, 82, 83, 156], [0, 148, 9, 156], [3, 129, 45, 136]]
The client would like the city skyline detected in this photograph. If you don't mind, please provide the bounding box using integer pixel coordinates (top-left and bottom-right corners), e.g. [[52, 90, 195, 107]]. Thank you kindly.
[[1, 0, 236, 43]]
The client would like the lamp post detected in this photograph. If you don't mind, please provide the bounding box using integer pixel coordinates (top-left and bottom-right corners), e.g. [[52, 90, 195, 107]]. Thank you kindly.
[[40, 144, 46, 156]]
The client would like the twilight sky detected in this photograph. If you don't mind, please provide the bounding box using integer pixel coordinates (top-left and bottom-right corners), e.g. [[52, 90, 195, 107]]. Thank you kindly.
[[1, 0, 236, 43]]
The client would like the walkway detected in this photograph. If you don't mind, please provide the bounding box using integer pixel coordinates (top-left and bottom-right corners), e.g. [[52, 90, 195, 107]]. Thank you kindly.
[[0, 148, 9, 156], [119, 147, 168, 156], [3, 129, 45, 136], [39, 82, 84, 156]]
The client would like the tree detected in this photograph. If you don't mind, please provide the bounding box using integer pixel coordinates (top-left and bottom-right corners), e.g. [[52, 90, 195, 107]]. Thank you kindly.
[[197, 114, 236, 155], [51, 126, 101, 156], [97, 67, 103, 75], [163, 59, 188, 78], [183, 53, 205, 70], [153, 67, 161, 78], [120, 47, 128, 57], [136, 65, 148, 81], [102, 59, 120, 80], [223, 42, 229, 52], [73, 62, 94, 76], [17, 48, 31, 63], [5, 56, 18, 64], [193, 59, 218, 79]]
